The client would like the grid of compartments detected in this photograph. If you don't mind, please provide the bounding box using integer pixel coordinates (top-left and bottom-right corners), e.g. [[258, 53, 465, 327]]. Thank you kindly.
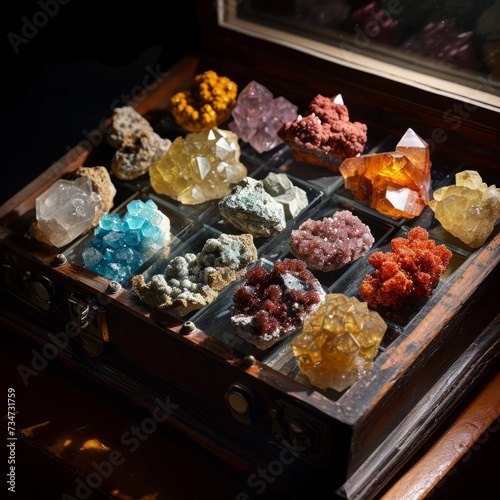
[[32, 106, 491, 402]]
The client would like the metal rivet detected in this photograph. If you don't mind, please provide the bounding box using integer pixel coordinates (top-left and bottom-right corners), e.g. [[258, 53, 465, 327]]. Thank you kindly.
[[52, 254, 67, 267], [180, 321, 196, 334], [106, 281, 122, 294], [243, 355, 256, 367]]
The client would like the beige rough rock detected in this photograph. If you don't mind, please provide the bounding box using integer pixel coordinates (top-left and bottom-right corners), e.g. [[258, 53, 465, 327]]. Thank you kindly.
[[107, 106, 154, 149], [111, 130, 171, 181], [75, 166, 116, 226]]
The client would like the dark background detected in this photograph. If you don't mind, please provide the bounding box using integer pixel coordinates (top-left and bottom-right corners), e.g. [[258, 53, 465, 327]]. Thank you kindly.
[[0, 0, 198, 205]]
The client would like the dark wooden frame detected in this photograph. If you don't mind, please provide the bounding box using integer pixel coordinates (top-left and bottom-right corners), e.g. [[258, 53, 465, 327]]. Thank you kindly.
[[1, 3, 499, 499]]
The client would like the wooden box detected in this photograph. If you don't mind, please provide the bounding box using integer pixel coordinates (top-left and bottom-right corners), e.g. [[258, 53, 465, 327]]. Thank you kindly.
[[1, 2, 499, 498]]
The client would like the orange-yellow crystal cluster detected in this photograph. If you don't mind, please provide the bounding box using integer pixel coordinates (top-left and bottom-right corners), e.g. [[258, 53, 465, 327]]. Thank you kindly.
[[429, 170, 500, 248], [170, 70, 238, 133], [340, 128, 431, 219], [359, 226, 452, 311], [291, 294, 387, 392]]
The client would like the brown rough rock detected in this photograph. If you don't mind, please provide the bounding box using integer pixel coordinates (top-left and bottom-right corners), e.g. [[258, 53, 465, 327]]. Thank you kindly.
[[111, 130, 171, 180], [107, 106, 154, 149], [74, 166, 116, 227]]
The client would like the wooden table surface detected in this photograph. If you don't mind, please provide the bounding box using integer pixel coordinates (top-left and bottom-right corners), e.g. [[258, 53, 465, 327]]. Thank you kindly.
[[2, 328, 498, 499]]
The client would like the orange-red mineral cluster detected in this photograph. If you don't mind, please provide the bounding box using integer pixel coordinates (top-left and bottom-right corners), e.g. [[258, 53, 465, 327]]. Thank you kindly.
[[359, 226, 452, 311], [340, 128, 431, 219], [170, 70, 238, 133]]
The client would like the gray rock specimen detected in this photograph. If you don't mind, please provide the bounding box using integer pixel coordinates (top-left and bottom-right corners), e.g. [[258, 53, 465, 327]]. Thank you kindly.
[[132, 233, 258, 316], [218, 177, 286, 237]]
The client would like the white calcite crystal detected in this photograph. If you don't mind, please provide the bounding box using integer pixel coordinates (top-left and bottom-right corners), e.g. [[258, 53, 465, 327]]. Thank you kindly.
[[262, 172, 309, 219], [32, 177, 102, 248]]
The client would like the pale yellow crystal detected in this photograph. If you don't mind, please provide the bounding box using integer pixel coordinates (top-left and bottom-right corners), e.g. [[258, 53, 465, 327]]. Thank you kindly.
[[149, 128, 247, 205], [291, 294, 387, 392], [429, 170, 500, 248]]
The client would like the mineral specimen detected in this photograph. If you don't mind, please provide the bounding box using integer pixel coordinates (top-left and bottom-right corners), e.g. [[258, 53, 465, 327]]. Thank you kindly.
[[170, 70, 238, 133], [107, 106, 154, 149], [218, 177, 286, 237], [132, 233, 257, 316], [340, 128, 431, 219], [31, 177, 102, 248], [111, 129, 171, 181], [228, 80, 298, 153], [230, 258, 326, 349], [149, 128, 248, 205], [359, 226, 452, 311], [429, 170, 500, 248], [278, 94, 368, 170], [74, 166, 116, 225], [349, 1, 400, 45], [262, 172, 309, 219], [82, 199, 171, 282], [401, 19, 479, 70], [291, 293, 387, 392], [289, 210, 374, 272]]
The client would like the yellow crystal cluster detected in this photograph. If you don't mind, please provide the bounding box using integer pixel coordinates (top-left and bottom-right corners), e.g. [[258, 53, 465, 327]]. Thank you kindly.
[[291, 294, 387, 392], [429, 170, 500, 248], [170, 70, 238, 133], [149, 128, 247, 205]]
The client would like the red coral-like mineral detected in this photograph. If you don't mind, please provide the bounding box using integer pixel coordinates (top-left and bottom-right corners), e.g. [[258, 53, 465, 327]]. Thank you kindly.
[[231, 258, 326, 349], [290, 210, 374, 271], [278, 94, 368, 171], [359, 226, 452, 311]]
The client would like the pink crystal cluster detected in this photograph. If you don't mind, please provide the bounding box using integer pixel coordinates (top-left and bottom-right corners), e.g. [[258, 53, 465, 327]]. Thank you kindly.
[[289, 210, 374, 272], [229, 81, 298, 154]]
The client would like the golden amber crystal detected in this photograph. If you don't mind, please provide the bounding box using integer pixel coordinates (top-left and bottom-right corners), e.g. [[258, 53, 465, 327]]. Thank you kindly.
[[340, 128, 431, 219], [291, 294, 387, 392]]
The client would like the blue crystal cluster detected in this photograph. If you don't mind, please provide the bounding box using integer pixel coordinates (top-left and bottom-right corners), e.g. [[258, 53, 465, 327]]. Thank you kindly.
[[82, 199, 170, 282]]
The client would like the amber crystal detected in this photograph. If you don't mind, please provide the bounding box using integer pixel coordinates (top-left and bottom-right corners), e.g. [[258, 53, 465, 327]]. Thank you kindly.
[[340, 128, 431, 219], [149, 128, 247, 205], [429, 170, 500, 248], [291, 294, 387, 392]]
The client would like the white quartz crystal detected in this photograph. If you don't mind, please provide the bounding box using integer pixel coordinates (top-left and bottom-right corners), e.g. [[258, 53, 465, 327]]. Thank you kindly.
[[34, 177, 101, 248]]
